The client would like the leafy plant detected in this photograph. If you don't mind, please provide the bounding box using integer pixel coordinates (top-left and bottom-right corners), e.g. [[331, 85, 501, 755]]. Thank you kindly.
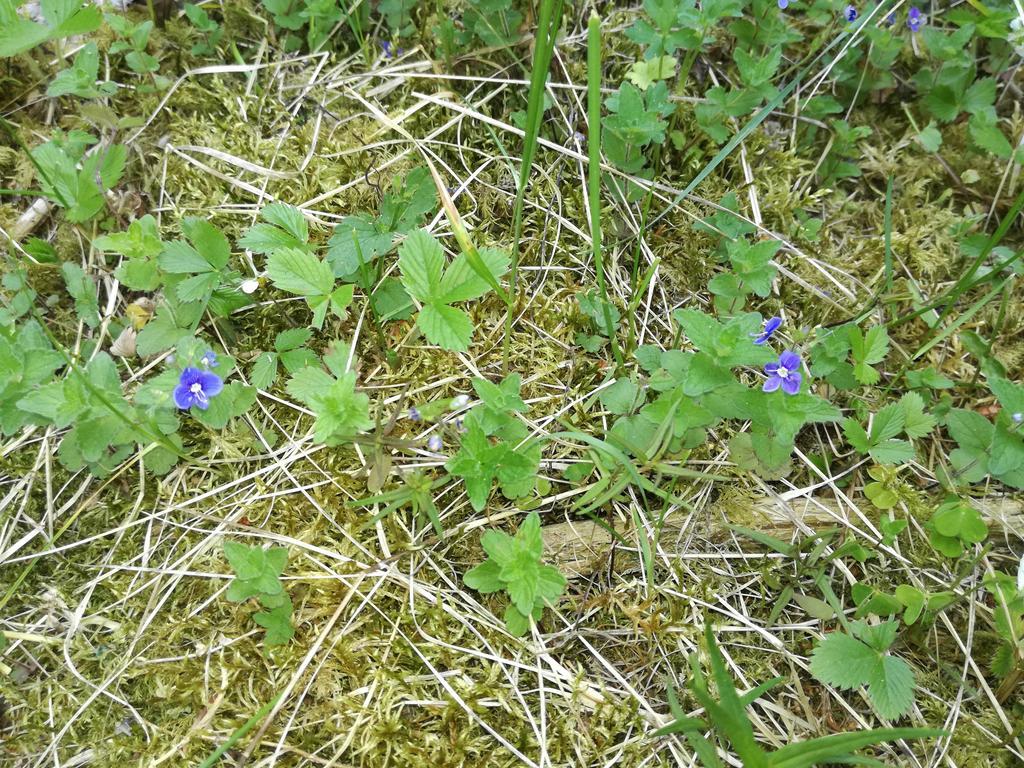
[[327, 167, 436, 282], [31, 133, 126, 223], [603, 81, 673, 200], [656, 623, 939, 764], [250, 328, 317, 390], [224, 541, 295, 646], [945, 377, 1024, 490], [95, 214, 165, 291], [0, 0, 102, 58], [397, 229, 509, 352], [810, 620, 916, 721], [843, 393, 935, 465], [105, 13, 168, 90], [983, 570, 1024, 700], [459, 0, 522, 47], [463, 511, 565, 636], [184, 3, 224, 56], [158, 217, 242, 308], [46, 42, 116, 99], [446, 373, 540, 510], [285, 343, 372, 445], [926, 497, 987, 557]]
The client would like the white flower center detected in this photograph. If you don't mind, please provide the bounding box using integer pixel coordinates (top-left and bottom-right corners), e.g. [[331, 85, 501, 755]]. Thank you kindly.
[[189, 382, 208, 404], [777, 366, 790, 378]]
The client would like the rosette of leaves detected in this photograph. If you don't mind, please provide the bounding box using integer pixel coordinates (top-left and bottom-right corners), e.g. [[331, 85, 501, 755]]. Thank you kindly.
[[446, 374, 540, 511], [463, 512, 565, 636]]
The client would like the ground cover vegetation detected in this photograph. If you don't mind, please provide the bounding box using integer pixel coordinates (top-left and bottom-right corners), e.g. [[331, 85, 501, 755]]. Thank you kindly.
[[1, 0, 1024, 764]]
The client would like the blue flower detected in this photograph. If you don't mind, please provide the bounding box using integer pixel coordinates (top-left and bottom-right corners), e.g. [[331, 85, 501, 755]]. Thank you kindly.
[[907, 6, 923, 32], [844, 4, 857, 21], [778, 0, 789, 8], [884, 11, 896, 25], [408, 406, 422, 422], [427, 434, 443, 452], [174, 367, 223, 410], [763, 350, 803, 395], [753, 316, 783, 345], [380, 40, 404, 58], [201, 349, 218, 368], [1013, 412, 1023, 424]]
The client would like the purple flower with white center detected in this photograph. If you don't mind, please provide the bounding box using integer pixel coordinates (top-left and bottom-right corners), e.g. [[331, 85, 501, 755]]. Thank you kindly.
[[844, 4, 857, 21], [174, 367, 223, 410], [201, 350, 218, 368], [427, 434, 443, 452], [408, 406, 422, 422], [753, 316, 783, 345], [763, 350, 803, 395], [907, 6, 923, 32]]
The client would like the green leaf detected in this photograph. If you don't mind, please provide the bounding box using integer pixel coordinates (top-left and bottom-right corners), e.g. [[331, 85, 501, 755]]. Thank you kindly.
[[397, 228, 444, 302], [932, 499, 987, 544], [436, 247, 510, 304], [810, 625, 916, 720], [266, 247, 334, 297], [326, 214, 394, 276], [253, 599, 294, 646], [463, 559, 504, 593], [62, 262, 99, 328], [626, 55, 677, 90], [916, 122, 943, 152], [599, 377, 640, 415], [159, 240, 212, 274], [418, 303, 473, 351], [286, 366, 371, 446], [899, 391, 936, 439], [0, 0, 102, 58]]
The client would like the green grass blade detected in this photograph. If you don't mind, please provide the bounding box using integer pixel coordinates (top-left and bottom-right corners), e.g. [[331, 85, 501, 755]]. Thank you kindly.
[[197, 693, 283, 768], [586, 11, 623, 369], [502, 0, 562, 370], [768, 728, 943, 768]]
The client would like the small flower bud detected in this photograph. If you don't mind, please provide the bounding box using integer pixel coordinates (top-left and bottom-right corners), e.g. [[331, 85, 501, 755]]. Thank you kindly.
[[427, 435, 443, 452]]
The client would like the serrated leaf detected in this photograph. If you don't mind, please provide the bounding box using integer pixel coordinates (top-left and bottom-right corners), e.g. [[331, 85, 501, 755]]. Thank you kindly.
[[266, 247, 334, 297], [899, 392, 936, 438], [418, 303, 473, 351]]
